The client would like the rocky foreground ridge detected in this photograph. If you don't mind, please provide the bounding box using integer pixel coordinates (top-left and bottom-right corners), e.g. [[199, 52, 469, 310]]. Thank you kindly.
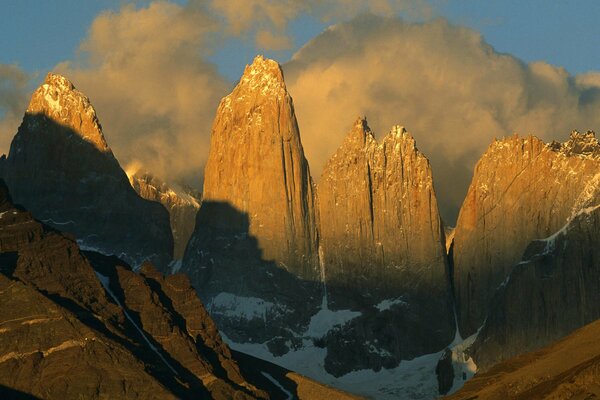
[[0, 73, 173, 270], [0, 179, 359, 400], [446, 317, 600, 399]]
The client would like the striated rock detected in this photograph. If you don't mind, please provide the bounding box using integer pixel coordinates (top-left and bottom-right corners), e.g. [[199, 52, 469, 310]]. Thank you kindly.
[[469, 203, 600, 372], [185, 55, 319, 280], [315, 118, 454, 374], [0, 179, 263, 399], [0, 73, 173, 270], [181, 56, 323, 351], [317, 117, 450, 304], [453, 132, 600, 336], [129, 172, 200, 260], [446, 318, 600, 400]]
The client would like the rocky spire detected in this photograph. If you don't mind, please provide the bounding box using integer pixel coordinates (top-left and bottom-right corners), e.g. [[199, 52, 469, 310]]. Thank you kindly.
[[190, 55, 319, 280], [27, 73, 109, 152], [1, 73, 173, 270], [318, 117, 449, 300], [315, 117, 454, 369]]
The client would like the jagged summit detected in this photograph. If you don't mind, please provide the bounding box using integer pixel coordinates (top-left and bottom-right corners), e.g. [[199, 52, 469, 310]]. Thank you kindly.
[[2, 72, 174, 270], [27, 72, 109, 152], [233, 55, 287, 98], [335, 117, 421, 160], [453, 130, 600, 336], [558, 129, 600, 157]]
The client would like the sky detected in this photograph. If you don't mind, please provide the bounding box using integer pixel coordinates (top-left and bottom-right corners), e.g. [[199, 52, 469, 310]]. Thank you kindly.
[[1, 1, 599, 222]]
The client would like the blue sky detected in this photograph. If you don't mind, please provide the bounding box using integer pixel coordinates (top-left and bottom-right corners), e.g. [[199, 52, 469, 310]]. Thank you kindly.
[[1, 1, 599, 82]]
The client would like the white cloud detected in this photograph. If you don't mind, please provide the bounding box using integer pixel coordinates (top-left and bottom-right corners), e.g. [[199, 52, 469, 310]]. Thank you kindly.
[[284, 14, 600, 221]]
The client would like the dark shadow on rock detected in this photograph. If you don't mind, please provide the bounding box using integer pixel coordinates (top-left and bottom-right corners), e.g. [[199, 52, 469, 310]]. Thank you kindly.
[[0, 386, 41, 400], [233, 350, 301, 400], [184, 200, 456, 376], [183, 200, 323, 346], [0, 113, 173, 270], [83, 255, 212, 399]]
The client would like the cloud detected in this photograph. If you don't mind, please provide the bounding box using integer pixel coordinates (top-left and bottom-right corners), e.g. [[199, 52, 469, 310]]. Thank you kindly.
[[202, 0, 432, 50], [0, 64, 30, 155], [56, 1, 231, 185], [284, 14, 600, 222]]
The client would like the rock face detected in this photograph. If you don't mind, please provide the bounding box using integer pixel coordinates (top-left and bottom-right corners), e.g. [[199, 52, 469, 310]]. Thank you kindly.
[[447, 318, 600, 400], [315, 118, 454, 374], [317, 118, 450, 304], [182, 56, 323, 352], [186, 55, 319, 280], [129, 172, 200, 260], [453, 132, 600, 336], [0, 73, 173, 270], [469, 203, 600, 372], [0, 179, 266, 399], [0, 179, 360, 399]]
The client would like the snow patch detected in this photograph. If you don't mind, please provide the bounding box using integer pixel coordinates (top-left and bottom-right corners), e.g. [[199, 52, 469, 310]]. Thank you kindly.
[[375, 298, 408, 312], [305, 306, 361, 338], [209, 293, 286, 322]]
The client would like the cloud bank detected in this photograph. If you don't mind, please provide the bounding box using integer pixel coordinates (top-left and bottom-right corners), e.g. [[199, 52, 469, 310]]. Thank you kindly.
[[56, 1, 230, 185], [0, 64, 30, 155], [3, 3, 600, 222], [284, 14, 600, 221]]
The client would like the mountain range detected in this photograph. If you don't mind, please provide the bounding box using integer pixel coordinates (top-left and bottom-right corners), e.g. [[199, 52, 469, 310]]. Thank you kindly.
[[1, 56, 599, 399]]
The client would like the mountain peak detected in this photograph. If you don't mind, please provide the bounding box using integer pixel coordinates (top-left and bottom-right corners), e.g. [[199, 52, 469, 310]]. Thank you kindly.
[[560, 129, 600, 157], [238, 55, 286, 95], [26, 72, 109, 152]]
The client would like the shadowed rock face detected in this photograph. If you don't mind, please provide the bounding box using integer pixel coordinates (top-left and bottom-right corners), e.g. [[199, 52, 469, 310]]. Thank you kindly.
[[469, 204, 600, 372], [0, 179, 361, 400], [0, 73, 173, 270], [0, 179, 267, 400], [190, 55, 319, 281], [453, 131, 600, 336], [129, 172, 200, 260]]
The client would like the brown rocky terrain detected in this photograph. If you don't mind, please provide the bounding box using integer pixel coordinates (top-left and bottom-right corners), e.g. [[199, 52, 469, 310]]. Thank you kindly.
[[129, 172, 200, 260], [0, 179, 264, 399], [0, 73, 173, 270], [446, 318, 600, 399], [0, 178, 358, 399], [453, 131, 600, 336]]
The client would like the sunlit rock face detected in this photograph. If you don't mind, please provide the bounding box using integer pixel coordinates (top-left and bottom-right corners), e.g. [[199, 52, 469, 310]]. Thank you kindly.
[[315, 118, 454, 375], [0, 73, 173, 270], [317, 117, 450, 306], [191, 55, 320, 280], [129, 172, 200, 260], [453, 131, 600, 336], [182, 56, 323, 355]]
